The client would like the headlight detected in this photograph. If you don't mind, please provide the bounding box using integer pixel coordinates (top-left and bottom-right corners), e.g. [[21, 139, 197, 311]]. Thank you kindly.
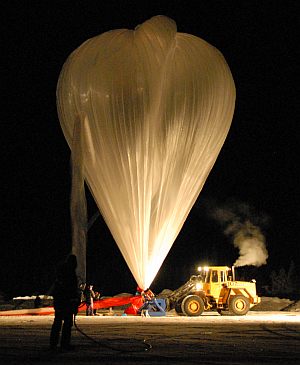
[[195, 282, 203, 291], [198, 266, 209, 272]]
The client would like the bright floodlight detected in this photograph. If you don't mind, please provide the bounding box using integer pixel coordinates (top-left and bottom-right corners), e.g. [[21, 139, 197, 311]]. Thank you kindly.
[[195, 282, 203, 291], [57, 16, 235, 288]]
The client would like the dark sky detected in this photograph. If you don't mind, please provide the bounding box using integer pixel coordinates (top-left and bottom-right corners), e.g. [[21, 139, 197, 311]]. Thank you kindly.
[[1, 1, 299, 298]]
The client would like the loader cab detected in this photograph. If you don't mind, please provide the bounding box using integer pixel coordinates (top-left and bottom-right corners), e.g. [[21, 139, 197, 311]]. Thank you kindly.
[[198, 266, 233, 299]]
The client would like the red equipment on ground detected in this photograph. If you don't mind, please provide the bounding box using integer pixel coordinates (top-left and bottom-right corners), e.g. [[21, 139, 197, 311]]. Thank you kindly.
[[0, 295, 144, 316]]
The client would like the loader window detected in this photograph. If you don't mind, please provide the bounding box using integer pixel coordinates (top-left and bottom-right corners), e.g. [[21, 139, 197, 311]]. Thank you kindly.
[[212, 270, 219, 283], [220, 271, 225, 282], [205, 270, 211, 283]]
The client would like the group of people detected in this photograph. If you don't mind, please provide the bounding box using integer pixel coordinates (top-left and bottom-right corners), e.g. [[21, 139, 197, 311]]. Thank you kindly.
[[49, 253, 157, 350]]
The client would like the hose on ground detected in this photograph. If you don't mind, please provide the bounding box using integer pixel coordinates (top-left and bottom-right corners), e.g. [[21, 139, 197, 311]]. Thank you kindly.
[[73, 314, 152, 353]]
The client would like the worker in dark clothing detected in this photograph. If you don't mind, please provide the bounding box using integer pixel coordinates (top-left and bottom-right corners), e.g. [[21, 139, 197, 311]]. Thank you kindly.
[[49, 254, 80, 350], [84, 284, 95, 316]]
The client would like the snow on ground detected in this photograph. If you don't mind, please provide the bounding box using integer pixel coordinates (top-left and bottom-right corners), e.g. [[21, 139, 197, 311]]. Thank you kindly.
[[1, 295, 300, 364], [0, 311, 300, 364]]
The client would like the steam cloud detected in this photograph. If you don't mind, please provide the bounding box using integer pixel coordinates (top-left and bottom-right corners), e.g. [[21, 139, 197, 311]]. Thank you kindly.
[[208, 201, 268, 267]]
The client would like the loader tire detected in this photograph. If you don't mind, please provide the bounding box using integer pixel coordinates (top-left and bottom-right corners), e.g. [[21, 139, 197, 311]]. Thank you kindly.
[[229, 295, 250, 315], [181, 295, 204, 317]]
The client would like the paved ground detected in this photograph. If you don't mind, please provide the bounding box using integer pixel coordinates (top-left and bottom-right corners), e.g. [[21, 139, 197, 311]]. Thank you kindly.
[[0, 312, 299, 364]]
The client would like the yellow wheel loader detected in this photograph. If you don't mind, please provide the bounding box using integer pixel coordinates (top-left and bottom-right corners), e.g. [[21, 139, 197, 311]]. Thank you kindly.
[[162, 266, 260, 316]]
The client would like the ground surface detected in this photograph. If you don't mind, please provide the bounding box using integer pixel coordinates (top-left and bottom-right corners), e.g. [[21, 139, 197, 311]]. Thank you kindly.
[[0, 311, 299, 364]]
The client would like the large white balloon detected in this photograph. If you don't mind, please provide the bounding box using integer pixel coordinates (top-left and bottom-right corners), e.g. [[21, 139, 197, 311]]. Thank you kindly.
[[57, 16, 235, 289]]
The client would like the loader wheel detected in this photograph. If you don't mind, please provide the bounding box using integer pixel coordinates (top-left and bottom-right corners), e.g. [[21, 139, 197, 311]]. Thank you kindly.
[[181, 295, 204, 317], [229, 295, 250, 315]]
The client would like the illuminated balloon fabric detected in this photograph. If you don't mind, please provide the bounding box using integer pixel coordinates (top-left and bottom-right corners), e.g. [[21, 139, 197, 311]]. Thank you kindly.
[[57, 16, 235, 289]]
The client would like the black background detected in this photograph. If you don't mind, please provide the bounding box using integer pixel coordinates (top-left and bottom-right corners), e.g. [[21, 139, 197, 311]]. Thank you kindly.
[[1, 0, 299, 298]]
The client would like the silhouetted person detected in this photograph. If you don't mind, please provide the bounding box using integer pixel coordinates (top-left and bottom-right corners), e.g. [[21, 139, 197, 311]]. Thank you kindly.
[[93, 291, 101, 315], [84, 284, 95, 316], [49, 254, 80, 350]]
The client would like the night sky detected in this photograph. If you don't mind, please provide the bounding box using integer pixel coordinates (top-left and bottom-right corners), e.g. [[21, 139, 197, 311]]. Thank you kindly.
[[1, 1, 299, 298]]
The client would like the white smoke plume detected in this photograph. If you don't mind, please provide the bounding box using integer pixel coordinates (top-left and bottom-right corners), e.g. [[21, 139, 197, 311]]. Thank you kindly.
[[227, 220, 268, 267], [208, 201, 268, 267]]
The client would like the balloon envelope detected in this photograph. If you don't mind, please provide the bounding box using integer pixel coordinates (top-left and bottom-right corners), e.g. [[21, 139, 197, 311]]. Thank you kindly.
[[57, 16, 235, 289]]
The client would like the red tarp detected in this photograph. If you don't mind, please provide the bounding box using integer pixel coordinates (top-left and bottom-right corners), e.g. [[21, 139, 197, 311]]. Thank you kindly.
[[0, 295, 144, 316]]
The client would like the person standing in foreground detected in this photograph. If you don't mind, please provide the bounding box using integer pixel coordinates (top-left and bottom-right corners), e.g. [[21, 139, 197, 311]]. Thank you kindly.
[[50, 254, 80, 350]]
